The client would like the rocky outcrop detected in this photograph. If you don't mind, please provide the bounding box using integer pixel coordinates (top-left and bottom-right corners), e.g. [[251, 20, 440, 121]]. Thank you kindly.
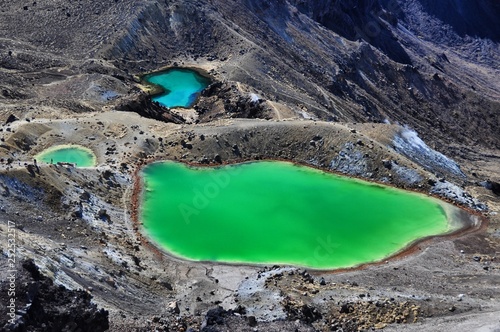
[[117, 89, 185, 124], [480, 180, 500, 196], [0, 260, 109, 332], [5, 114, 18, 124], [490, 181, 500, 196], [398, 0, 500, 42], [289, 0, 412, 64], [197, 82, 270, 121], [329, 142, 369, 176], [431, 180, 487, 211]]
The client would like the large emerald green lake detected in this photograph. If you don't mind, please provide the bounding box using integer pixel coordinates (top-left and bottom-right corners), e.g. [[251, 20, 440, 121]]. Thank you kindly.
[[36, 145, 96, 167], [141, 161, 462, 269], [144, 68, 211, 108]]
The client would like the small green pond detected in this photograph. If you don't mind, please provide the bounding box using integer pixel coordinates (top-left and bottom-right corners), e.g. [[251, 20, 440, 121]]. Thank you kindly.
[[141, 161, 465, 269], [36, 145, 96, 167], [144, 68, 211, 108]]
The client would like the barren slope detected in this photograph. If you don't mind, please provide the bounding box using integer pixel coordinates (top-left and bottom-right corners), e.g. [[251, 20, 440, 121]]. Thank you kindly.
[[0, 0, 499, 331]]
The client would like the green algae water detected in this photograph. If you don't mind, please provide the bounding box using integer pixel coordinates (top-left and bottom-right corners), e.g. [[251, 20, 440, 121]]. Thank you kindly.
[[36, 145, 96, 167], [141, 161, 460, 269], [144, 68, 211, 108]]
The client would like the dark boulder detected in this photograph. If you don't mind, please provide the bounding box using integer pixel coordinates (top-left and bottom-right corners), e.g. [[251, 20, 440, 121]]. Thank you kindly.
[[491, 181, 500, 196], [5, 114, 18, 124], [481, 180, 500, 196]]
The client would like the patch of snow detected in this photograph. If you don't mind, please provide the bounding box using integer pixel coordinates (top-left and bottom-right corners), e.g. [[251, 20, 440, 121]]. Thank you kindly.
[[249, 93, 261, 103], [393, 126, 465, 178], [300, 110, 314, 119]]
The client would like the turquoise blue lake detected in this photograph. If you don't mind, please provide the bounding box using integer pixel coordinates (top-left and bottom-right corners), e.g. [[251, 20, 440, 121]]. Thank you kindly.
[[144, 68, 211, 108]]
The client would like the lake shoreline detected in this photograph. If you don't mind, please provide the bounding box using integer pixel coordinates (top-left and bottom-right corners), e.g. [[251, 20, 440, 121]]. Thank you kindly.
[[34, 144, 97, 167], [130, 158, 486, 272], [139, 67, 213, 109]]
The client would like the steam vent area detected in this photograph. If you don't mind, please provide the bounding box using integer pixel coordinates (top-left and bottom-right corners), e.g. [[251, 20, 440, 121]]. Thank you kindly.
[[0, 0, 499, 331]]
